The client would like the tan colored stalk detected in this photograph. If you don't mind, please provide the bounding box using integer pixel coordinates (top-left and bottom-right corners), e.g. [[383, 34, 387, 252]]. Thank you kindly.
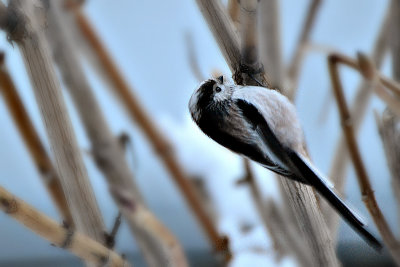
[[70, 6, 230, 260], [327, 4, 390, 221], [45, 3, 188, 267], [0, 186, 129, 267], [328, 54, 400, 264], [239, 0, 268, 86], [240, 161, 313, 266], [258, 0, 283, 90], [228, 0, 240, 27], [0, 1, 106, 260], [375, 110, 400, 229], [0, 53, 72, 225]]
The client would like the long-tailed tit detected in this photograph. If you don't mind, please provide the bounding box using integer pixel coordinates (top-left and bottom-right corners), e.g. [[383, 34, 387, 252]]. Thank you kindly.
[[189, 76, 382, 250]]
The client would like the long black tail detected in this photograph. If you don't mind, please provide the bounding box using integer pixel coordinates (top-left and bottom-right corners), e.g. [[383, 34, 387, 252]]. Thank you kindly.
[[287, 149, 383, 251]]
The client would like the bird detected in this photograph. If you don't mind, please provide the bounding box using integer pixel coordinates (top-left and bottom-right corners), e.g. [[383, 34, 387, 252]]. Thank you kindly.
[[188, 75, 382, 250]]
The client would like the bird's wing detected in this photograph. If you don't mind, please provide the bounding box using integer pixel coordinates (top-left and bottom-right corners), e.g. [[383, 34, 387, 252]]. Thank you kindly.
[[235, 99, 308, 184], [235, 99, 382, 250]]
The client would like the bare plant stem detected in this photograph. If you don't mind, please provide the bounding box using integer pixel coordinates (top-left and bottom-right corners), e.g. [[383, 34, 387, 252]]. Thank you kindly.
[[238, 0, 268, 86], [70, 6, 230, 260], [0, 186, 129, 267], [240, 161, 313, 266], [0, 53, 72, 225], [375, 110, 400, 229], [258, 0, 283, 90], [44, 3, 188, 267], [376, 0, 400, 253], [287, 0, 323, 100], [328, 54, 400, 264], [0, 2, 106, 262], [326, 5, 390, 228], [228, 0, 239, 28]]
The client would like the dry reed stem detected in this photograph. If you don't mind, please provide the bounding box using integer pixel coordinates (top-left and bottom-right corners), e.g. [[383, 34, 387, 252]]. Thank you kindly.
[[228, 0, 240, 28], [239, 161, 313, 266], [253, 1, 339, 265], [328, 54, 400, 264], [196, 0, 261, 87], [0, 186, 129, 267], [258, 0, 282, 90], [237, 1, 325, 264], [327, 4, 390, 218], [0, 53, 72, 225], [287, 0, 323, 100], [238, 0, 268, 86], [71, 7, 230, 260], [375, 110, 400, 230], [0, 0, 106, 253], [46, 3, 188, 267], [200, 0, 338, 264], [357, 53, 400, 117]]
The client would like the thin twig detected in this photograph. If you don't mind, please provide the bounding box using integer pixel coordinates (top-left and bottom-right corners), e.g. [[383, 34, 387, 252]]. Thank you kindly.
[[46, 3, 188, 266], [287, 0, 323, 100], [70, 6, 230, 260], [0, 52, 73, 225], [328, 54, 400, 264], [0, 186, 129, 267]]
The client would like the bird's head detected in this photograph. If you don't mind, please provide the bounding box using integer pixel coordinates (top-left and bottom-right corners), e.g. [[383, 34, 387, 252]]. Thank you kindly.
[[189, 75, 233, 122]]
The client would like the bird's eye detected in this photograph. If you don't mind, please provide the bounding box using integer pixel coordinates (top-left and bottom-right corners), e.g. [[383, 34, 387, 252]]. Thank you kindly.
[[215, 87, 222, 93]]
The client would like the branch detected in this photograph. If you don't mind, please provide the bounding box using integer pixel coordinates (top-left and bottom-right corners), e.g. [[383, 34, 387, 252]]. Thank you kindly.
[[2, 0, 105, 249], [0, 186, 129, 267], [45, 3, 188, 267], [287, 0, 323, 100], [0, 52, 73, 225], [328, 54, 400, 264], [70, 6, 230, 260]]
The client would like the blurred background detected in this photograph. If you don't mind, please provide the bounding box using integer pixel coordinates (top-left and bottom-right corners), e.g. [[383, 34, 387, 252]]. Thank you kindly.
[[0, 0, 397, 266]]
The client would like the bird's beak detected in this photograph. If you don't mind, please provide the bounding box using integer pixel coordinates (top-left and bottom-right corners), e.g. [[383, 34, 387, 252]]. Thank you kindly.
[[217, 75, 223, 84]]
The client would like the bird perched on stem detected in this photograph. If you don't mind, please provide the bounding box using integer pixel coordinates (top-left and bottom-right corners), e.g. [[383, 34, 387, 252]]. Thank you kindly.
[[189, 75, 382, 250]]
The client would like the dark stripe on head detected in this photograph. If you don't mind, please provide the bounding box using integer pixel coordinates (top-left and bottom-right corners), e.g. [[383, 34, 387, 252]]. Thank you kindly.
[[196, 79, 216, 112]]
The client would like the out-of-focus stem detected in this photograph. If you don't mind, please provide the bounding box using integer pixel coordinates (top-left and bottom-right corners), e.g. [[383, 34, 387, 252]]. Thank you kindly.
[[0, 186, 129, 267], [1, 0, 106, 256], [287, 0, 323, 100], [71, 6, 230, 260], [46, 3, 188, 266], [328, 54, 400, 264], [0, 53, 73, 225]]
